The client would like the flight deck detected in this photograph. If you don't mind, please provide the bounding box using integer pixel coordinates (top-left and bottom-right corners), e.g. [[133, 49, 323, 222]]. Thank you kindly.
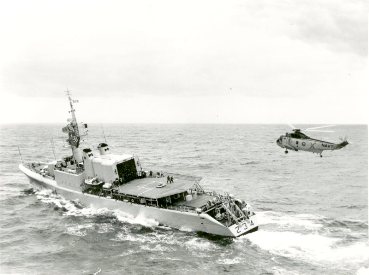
[[117, 173, 201, 199]]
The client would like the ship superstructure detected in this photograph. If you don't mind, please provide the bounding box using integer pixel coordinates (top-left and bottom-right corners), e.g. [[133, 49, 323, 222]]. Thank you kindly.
[[19, 93, 258, 237]]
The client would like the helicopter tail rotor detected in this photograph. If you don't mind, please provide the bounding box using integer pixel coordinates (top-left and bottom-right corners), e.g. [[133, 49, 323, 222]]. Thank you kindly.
[[339, 136, 350, 144]]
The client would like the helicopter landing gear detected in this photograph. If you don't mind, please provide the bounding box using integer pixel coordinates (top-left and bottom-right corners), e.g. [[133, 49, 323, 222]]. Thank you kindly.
[[285, 150, 288, 154], [320, 153, 323, 158]]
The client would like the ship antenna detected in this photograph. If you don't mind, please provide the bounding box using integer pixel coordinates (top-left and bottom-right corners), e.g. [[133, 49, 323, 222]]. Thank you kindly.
[[51, 137, 56, 160], [17, 146, 23, 163], [101, 124, 107, 143]]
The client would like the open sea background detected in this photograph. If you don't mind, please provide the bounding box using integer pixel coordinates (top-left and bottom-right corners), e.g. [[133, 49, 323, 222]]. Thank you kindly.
[[0, 124, 368, 275]]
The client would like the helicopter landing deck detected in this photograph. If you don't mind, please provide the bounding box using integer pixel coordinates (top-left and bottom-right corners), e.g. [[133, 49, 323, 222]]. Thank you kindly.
[[117, 174, 198, 199]]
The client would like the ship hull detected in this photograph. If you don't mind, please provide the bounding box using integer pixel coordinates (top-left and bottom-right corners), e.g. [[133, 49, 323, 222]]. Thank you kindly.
[[19, 164, 258, 237]]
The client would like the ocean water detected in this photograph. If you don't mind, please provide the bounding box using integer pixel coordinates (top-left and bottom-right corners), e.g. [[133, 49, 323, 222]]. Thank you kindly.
[[0, 124, 368, 275]]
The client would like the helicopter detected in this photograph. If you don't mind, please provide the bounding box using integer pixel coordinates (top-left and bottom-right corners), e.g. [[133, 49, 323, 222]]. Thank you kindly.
[[276, 124, 349, 157]]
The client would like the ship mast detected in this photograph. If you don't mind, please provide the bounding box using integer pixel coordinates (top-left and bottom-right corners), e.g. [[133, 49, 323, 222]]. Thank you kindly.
[[63, 90, 83, 163], [66, 89, 79, 136]]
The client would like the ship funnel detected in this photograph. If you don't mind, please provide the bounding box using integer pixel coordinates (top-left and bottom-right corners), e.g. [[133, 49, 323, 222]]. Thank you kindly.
[[98, 143, 110, 155]]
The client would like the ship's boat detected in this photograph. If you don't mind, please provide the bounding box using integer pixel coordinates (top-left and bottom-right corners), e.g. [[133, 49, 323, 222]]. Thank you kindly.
[[19, 92, 258, 237]]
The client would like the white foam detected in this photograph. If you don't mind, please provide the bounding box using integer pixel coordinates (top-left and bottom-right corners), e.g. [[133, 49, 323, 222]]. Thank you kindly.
[[66, 206, 111, 217], [118, 249, 137, 257], [142, 244, 171, 252], [257, 211, 323, 230], [113, 210, 159, 228], [184, 238, 216, 251], [245, 230, 369, 266], [115, 232, 147, 243], [179, 226, 194, 232], [356, 266, 369, 275], [97, 223, 114, 234], [217, 257, 242, 265], [270, 267, 300, 275], [35, 189, 160, 228], [36, 189, 81, 213], [65, 224, 94, 237]]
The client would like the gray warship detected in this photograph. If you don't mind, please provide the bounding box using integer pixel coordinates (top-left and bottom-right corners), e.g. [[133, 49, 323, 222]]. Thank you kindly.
[[19, 92, 258, 237]]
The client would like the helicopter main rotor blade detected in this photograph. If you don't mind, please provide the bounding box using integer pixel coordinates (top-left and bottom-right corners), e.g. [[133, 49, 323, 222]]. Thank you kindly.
[[288, 123, 297, 129], [305, 129, 335, 133], [304, 125, 336, 131]]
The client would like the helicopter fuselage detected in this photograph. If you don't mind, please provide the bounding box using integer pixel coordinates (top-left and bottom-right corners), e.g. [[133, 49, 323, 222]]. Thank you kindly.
[[276, 131, 348, 156]]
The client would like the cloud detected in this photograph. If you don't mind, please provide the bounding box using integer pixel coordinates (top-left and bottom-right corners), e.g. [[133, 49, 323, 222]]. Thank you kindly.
[[0, 0, 366, 123], [293, 0, 367, 56], [239, 0, 367, 56]]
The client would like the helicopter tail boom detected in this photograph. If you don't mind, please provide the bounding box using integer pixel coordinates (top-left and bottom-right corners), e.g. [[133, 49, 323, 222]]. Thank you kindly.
[[335, 140, 349, 149]]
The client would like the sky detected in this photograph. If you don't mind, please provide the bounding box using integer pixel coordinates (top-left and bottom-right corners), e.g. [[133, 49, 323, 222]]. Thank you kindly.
[[0, 0, 367, 124]]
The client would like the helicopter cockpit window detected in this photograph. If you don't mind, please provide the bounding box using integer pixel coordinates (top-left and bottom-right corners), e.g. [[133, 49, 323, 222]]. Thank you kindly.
[[297, 132, 308, 139]]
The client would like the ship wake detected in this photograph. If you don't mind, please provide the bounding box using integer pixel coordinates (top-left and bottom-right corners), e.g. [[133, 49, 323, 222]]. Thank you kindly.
[[242, 211, 369, 270]]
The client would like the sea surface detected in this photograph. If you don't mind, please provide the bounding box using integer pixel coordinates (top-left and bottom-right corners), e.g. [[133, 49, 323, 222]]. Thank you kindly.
[[0, 124, 368, 275]]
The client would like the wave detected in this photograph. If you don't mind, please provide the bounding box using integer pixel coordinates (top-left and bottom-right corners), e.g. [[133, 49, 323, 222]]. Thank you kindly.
[[257, 211, 368, 235], [241, 161, 259, 165], [184, 238, 217, 251], [113, 210, 159, 228], [338, 204, 367, 210], [35, 189, 160, 229], [216, 257, 242, 265], [322, 218, 368, 231], [357, 267, 369, 275], [65, 223, 94, 237], [21, 187, 36, 195], [247, 211, 369, 268], [33, 189, 369, 269], [269, 266, 300, 275], [245, 230, 369, 266], [257, 211, 324, 230]]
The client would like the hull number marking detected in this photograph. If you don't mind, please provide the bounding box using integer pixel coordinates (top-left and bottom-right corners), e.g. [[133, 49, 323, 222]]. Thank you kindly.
[[235, 222, 248, 233]]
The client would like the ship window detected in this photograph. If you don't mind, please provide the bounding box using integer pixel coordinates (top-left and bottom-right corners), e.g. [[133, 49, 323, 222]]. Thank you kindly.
[[296, 141, 299, 145]]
